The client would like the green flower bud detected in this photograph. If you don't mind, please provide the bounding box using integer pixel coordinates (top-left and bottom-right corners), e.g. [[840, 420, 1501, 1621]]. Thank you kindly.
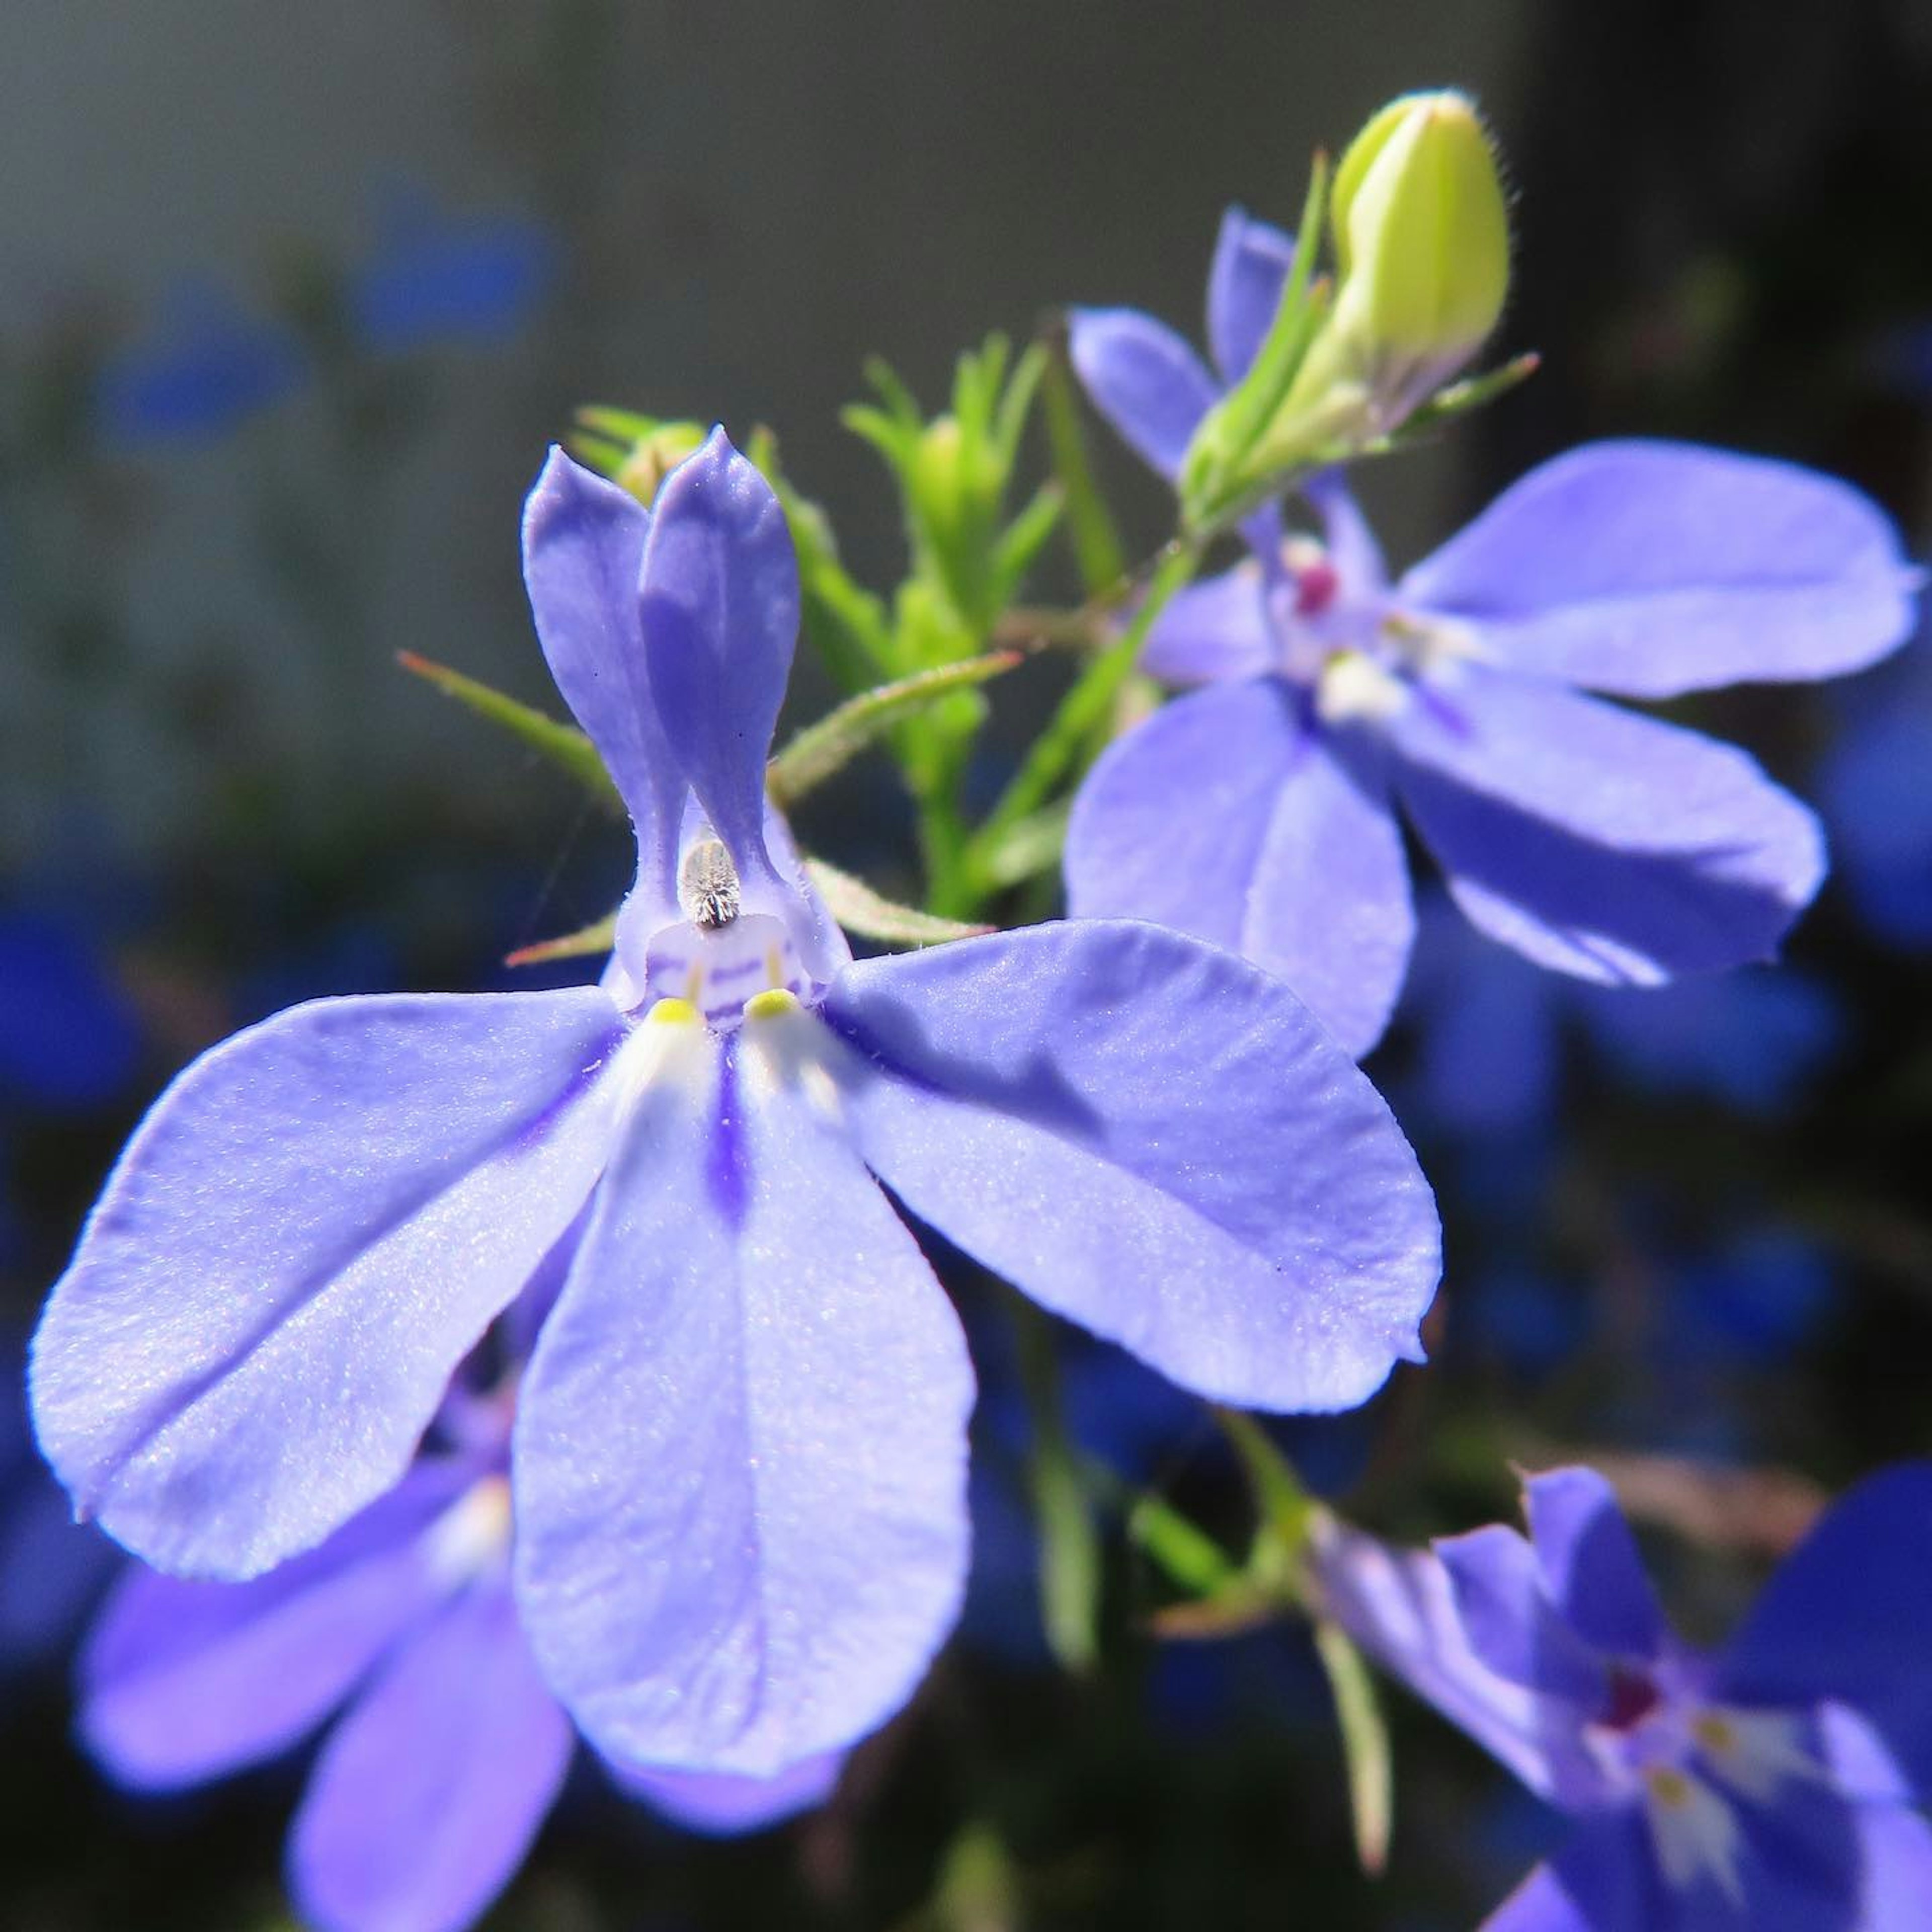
[[1313, 89, 1510, 426], [611, 419, 707, 507]]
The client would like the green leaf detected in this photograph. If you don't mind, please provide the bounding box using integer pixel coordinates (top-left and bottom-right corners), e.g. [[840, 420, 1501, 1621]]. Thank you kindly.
[[1216, 1406, 1316, 1554], [803, 858, 990, 947], [768, 653, 1021, 808], [1041, 340, 1128, 594], [397, 652, 619, 810], [972, 800, 1069, 891], [990, 481, 1064, 609], [1315, 1620, 1394, 1876], [1013, 1298, 1102, 1675], [1129, 1495, 1240, 1597]]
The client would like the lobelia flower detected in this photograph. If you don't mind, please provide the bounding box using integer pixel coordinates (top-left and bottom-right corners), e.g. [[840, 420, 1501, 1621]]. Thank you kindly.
[[1309, 1463, 1932, 1929], [79, 1361, 837, 1932], [31, 428, 1440, 1778], [1064, 209, 1917, 1056]]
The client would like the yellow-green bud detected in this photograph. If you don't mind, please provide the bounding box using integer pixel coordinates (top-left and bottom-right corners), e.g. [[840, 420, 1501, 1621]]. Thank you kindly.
[[614, 420, 706, 507], [1318, 89, 1510, 425]]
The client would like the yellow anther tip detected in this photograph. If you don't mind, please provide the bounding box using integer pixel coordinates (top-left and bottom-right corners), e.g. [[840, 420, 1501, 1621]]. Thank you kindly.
[[645, 997, 702, 1026], [745, 988, 801, 1021], [1646, 1768, 1693, 1809]]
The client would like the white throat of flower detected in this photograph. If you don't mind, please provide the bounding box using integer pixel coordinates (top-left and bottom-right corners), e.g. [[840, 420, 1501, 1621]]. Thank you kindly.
[[639, 829, 810, 1029]]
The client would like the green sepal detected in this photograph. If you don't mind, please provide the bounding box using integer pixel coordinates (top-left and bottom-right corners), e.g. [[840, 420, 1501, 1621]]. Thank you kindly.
[[1315, 1618, 1395, 1876], [503, 912, 617, 969], [767, 652, 1021, 809], [802, 857, 990, 948], [396, 652, 619, 811]]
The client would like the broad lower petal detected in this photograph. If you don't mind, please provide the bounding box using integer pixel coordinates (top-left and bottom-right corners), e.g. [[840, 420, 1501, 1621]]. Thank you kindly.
[[821, 920, 1439, 1411], [1853, 1803, 1932, 1931], [32, 988, 626, 1577], [1138, 564, 1278, 687], [1067, 307, 1220, 480], [638, 428, 799, 921], [616, 1752, 843, 1836], [1392, 668, 1824, 985], [1064, 683, 1412, 1057], [1482, 1817, 1661, 1932], [78, 1461, 469, 1787], [288, 1580, 573, 1932], [521, 447, 683, 917], [1400, 441, 1918, 699], [1205, 205, 1295, 386], [1523, 1468, 1667, 1663], [1715, 1462, 1932, 1791], [514, 1010, 974, 1776]]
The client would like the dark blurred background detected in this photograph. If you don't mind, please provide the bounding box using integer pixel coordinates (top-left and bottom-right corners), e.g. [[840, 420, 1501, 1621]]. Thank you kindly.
[[5, 3, 1932, 1927]]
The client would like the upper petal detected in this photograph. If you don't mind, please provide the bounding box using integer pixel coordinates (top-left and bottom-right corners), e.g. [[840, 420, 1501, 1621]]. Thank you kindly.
[[513, 1008, 974, 1777], [1715, 1461, 1932, 1793], [31, 988, 626, 1577], [1064, 681, 1414, 1057], [1138, 564, 1278, 687], [1435, 1524, 1613, 1709], [637, 428, 799, 924], [1067, 306, 1221, 480], [1399, 441, 1919, 700], [288, 1577, 574, 1932], [1391, 667, 1825, 984], [1522, 1468, 1667, 1663], [78, 1459, 469, 1787], [1205, 205, 1296, 386], [522, 447, 684, 920], [820, 920, 1440, 1412]]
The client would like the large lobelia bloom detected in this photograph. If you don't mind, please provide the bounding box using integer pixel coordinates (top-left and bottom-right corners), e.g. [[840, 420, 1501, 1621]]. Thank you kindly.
[[32, 429, 1439, 1777], [1065, 209, 1917, 1056], [1310, 1464, 1932, 1929], [81, 1365, 837, 1932]]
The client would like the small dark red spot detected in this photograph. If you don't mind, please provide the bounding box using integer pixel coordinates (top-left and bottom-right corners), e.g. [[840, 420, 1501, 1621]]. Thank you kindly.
[[1601, 1666, 1662, 1732], [1295, 556, 1342, 617]]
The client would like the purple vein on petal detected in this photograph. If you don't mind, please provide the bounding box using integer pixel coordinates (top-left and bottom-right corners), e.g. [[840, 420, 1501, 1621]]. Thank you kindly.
[[706, 1041, 751, 1232]]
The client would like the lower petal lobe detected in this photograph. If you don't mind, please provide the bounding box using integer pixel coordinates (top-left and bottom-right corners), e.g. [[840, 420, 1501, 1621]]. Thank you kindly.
[[1393, 667, 1824, 984], [822, 920, 1439, 1413], [32, 988, 625, 1579], [513, 1005, 974, 1778]]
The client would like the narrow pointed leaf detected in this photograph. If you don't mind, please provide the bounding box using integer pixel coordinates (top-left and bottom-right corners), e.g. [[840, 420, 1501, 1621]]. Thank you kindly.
[[1315, 1620, 1394, 1876], [397, 653, 619, 811], [1012, 1300, 1101, 1675], [767, 654, 1021, 808], [1130, 1495, 1241, 1596], [504, 913, 618, 969], [802, 858, 990, 947]]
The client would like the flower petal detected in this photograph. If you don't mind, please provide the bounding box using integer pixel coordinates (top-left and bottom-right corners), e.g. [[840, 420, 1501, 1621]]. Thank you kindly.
[[1481, 1816, 1662, 1932], [78, 1461, 469, 1786], [637, 429, 798, 922], [514, 1010, 974, 1776], [1067, 307, 1220, 480], [1205, 205, 1295, 386], [288, 1579, 573, 1932], [1065, 683, 1412, 1057], [1522, 1468, 1667, 1663], [522, 447, 683, 920], [1400, 441, 1918, 700], [1435, 1525, 1609, 1708], [1307, 1517, 1606, 1808], [821, 920, 1439, 1411], [1392, 667, 1824, 985], [32, 988, 626, 1577], [1852, 1803, 1932, 1931], [616, 1752, 843, 1836], [1715, 1462, 1932, 1791], [1138, 562, 1278, 687]]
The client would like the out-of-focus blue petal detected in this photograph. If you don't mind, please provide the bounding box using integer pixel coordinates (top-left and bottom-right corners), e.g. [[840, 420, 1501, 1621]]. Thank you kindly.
[[1522, 1469, 1666, 1663], [823, 920, 1439, 1412], [521, 448, 684, 934], [78, 1461, 469, 1785], [615, 1752, 843, 1836], [1480, 1813, 1661, 1931], [1851, 1802, 1932, 1930], [1065, 682, 1414, 1058], [0, 1480, 117, 1673], [1392, 667, 1825, 985], [1204, 206, 1295, 386], [514, 1011, 974, 1777], [1574, 970, 1845, 1116], [1067, 307, 1220, 480], [1817, 706, 1932, 950], [1435, 1525, 1609, 1708], [0, 910, 141, 1110], [32, 988, 626, 1578], [288, 1579, 573, 1932], [1138, 564, 1278, 687], [1462, 1268, 1588, 1377], [95, 286, 304, 447], [351, 207, 555, 357], [1676, 1231, 1834, 1366], [1716, 1462, 1932, 1793], [1307, 1518, 1607, 1808], [1401, 442, 1918, 700]]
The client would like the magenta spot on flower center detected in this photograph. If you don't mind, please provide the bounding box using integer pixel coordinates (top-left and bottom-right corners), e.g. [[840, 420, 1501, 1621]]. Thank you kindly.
[[1601, 1666, 1663, 1732], [1294, 554, 1342, 617]]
